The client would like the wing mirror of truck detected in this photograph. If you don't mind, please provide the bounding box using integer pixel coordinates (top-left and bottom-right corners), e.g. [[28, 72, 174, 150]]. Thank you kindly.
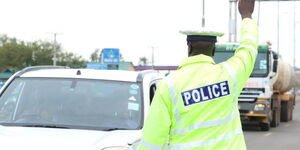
[[273, 60, 278, 72], [272, 52, 278, 72], [273, 52, 279, 60]]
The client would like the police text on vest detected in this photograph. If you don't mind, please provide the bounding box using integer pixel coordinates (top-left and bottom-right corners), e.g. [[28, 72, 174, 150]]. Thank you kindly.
[[181, 81, 230, 106]]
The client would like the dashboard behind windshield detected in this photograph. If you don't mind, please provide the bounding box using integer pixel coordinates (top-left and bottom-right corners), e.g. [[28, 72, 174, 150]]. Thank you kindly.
[[213, 51, 269, 77]]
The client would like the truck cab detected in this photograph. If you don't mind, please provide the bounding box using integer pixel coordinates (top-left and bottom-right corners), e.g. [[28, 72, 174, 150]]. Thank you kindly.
[[214, 43, 295, 131], [0, 66, 164, 149]]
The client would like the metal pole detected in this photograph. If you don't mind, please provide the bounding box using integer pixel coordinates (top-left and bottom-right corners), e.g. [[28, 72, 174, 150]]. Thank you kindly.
[[48, 32, 62, 66], [277, 0, 280, 54], [293, 0, 296, 68], [228, 0, 238, 42], [234, 1, 237, 42], [152, 47, 154, 69], [149, 46, 155, 69], [202, 0, 205, 27], [53, 33, 57, 66], [229, 1, 232, 42], [257, 0, 261, 27]]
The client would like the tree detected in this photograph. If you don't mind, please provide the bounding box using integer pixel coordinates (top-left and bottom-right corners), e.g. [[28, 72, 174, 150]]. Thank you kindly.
[[29, 41, 55, 66], [0, 35, 87, 72], [90, 49, 100, 62], [0, 35, 32, 72], [29, 40, 87, 68], [57, 52, 86, 68], [138, 56, 149, 66], [120, 53, 125, 62]]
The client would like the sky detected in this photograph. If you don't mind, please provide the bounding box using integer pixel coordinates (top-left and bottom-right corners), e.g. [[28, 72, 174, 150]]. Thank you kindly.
[[0, 0, 300, 66]]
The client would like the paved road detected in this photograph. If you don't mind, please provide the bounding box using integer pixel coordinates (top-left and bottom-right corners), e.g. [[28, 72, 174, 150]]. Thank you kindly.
[[244, 97, 300, 150]]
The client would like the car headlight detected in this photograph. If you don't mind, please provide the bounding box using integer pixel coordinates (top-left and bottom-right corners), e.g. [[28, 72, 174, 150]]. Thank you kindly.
[[254, 104, 265, 111], [102, 146, 130, 150]]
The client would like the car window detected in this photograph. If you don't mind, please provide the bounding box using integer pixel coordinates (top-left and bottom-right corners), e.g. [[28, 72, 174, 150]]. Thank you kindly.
[[0, 77, 143, 130]]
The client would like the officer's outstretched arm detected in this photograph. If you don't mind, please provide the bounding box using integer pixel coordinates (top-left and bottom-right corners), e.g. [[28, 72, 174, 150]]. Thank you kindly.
[[226, 19, 258, 79], [138, 80, 172, 150], [222, 0, 258, 91]]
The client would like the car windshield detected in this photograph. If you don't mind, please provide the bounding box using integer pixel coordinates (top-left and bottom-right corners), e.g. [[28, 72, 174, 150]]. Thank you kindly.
[[0, 77, 143, 130], [213, 51, 269, 77]]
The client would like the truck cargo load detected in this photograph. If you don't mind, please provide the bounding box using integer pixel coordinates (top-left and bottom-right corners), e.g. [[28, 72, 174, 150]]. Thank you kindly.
[[273, 60, 296, 93]]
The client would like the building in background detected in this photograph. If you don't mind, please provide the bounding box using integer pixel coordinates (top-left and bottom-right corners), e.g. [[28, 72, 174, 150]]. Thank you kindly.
[[0, 70, 15, 88]]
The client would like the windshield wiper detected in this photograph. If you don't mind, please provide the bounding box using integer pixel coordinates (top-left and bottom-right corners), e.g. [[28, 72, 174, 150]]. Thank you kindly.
[[21, 124, 70, 129], [103, 127, 129, 131]]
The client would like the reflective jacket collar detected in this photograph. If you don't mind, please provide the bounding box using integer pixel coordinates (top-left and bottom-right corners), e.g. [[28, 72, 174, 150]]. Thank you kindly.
[[178, 54, 215, 69]]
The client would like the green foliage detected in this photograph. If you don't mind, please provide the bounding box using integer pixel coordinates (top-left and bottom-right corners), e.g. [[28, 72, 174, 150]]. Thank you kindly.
[[0, 34, 87, 72], [90, 49, 100, 62], [138, 56, 149, 66], [29, 41, 54, 66], [0, 36, 32, 72], [57, 52, 86, 68]]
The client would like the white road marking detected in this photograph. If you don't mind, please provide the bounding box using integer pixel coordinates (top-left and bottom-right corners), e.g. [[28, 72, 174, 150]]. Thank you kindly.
[[264, 132, 272, 136], [285, 124, 291, 127]]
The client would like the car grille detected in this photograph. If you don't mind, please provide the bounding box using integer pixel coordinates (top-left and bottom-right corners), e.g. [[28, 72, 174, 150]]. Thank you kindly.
[[238, 88, 264, 102]]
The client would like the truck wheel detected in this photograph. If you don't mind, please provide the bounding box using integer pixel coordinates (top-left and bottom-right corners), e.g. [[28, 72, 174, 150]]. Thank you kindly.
[[260, 123, 270, 131], [281, 101, 290, 122], [289, 101, 294, 121], [290, 108, 293, 121], [271, 109, 280, 127]]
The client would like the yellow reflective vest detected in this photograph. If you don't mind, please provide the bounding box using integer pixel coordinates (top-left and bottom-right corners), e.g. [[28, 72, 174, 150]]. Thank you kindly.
[[138, 18, 258, 150]]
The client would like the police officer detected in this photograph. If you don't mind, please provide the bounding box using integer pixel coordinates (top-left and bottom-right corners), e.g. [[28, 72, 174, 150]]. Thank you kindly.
[[138, 0, 257, 149]]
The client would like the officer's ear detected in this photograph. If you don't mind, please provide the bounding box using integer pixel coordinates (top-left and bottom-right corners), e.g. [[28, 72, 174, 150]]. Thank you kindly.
[[211, 46, 216, 57], [187, 41, 193, 56]]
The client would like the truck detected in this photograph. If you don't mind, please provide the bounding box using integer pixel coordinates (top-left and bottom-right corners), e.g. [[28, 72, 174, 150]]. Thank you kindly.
[[0, 66, 164, 149], [213, 43, 296, 131]]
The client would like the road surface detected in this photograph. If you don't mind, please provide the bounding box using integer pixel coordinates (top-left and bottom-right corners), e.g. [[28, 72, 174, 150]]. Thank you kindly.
[[244, 97, 300, 150]]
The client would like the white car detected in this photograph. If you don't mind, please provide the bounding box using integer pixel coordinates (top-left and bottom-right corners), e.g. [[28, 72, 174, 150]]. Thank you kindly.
[[0, 66, 164, 150]]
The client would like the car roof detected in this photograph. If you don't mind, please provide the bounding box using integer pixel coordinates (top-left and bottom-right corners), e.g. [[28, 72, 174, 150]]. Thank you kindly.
[[19, 68, 142, 82]]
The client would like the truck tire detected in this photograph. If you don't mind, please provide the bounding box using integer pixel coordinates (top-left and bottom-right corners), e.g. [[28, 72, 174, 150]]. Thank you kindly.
[[271, 94, 281, 127], [290, 108, 293, 121], [260, 123, 270, 131], [271, 109, 280, 127], [288, 100, 294, 121], [281, 101, 291, 122]]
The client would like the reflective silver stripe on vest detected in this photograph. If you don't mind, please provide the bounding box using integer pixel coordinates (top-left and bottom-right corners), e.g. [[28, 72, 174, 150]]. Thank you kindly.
[[238, 44, 257, 57], [222, 63, 237, 105], [169, 128, 243, 150], [170, 111, 236, 135], [166, 77, 182, 127], [140, 139, 164, 150]]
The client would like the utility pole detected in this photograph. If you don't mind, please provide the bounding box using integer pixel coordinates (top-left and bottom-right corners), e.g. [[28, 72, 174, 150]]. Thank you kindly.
[[277, 0, 280, 54], [229, 0, 238, 42], [202, 0, 205, 27], [53, 33, 57, 66], [293, 0, 296, 69], [149, 46, 155, 69], [48, 32, 61, 66]]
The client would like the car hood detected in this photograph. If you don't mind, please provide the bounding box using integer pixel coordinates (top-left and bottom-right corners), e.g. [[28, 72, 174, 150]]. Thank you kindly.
[[0, 125, 141, 150]]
